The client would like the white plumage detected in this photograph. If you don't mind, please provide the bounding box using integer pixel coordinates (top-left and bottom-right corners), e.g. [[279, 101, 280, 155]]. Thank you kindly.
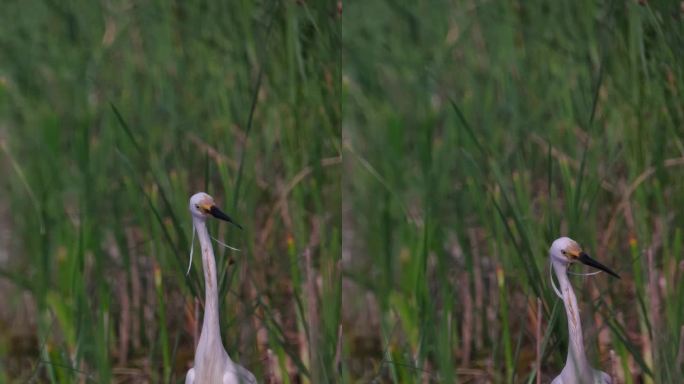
[[548, 237, 618, 384], [185, 192, 256, 384]]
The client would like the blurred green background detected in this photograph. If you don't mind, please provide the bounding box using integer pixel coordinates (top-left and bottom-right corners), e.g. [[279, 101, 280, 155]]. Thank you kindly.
[[3, 0, 684, 383], [0, 0, 340, 383], [344, 0, 683, 383]]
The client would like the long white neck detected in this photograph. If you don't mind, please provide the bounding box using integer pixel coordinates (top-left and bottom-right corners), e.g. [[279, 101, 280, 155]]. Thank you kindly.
[[553, 261, 592, 379], [193, 217, 225, 355]]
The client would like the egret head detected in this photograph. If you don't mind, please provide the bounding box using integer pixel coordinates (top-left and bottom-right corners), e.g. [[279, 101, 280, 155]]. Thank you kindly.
[[189, 192, 242, 229], [550, 237, 619, 278]]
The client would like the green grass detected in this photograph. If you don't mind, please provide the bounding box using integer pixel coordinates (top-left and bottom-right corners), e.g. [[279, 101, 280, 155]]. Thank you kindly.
[[3, 0, 684, 383], [343, 0, 684, 382], [0, 1, 340, 382]]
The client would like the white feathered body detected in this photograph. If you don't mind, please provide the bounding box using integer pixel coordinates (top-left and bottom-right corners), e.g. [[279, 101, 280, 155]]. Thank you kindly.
[[185, 193, 257, 384]]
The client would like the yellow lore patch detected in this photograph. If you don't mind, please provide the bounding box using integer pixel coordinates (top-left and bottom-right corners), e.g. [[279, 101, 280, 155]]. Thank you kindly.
[[564, 242, 582, 259], [199, 201, 213, 213]]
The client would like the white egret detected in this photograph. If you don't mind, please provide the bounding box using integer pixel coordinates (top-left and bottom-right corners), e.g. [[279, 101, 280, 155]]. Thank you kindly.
[[549, 237, 619, 384], [185, 192, 256, 384]]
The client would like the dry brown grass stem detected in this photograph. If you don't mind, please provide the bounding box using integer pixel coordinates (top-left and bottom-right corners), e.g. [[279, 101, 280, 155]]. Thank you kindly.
[[600, 157, 684, 254], [529, 133, 618, 194], [258, 156, 341, 246]]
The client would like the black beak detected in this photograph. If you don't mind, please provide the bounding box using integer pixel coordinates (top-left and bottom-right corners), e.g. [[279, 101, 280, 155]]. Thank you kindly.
[[578, 252, 620, 279], [209, 205, 243, 230]]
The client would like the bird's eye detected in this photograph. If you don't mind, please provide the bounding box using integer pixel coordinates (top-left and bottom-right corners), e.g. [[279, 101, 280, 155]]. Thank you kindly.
[[195, 204, 199, 209], [561, 250, 566, 255]]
